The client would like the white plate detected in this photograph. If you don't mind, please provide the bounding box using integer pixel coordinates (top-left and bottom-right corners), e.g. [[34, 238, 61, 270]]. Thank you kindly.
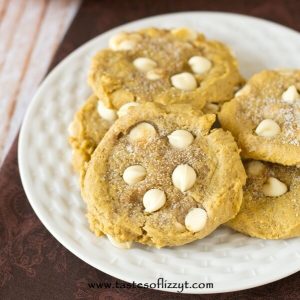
[[19, 12, 300, 294]]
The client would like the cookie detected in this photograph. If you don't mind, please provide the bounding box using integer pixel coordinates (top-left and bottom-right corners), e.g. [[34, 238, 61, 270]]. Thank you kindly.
[[68, 95, 111, 173], [227, 160, 300, 239], [219, 70, 300, 166], [82, 102, 246, 248], [68, 95, 146, 173], [88, 27, 243, 110]]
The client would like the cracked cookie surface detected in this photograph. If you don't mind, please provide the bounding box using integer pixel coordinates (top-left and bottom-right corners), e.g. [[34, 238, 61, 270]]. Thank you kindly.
[[82, 103, 246, 247], [88, 27, 243, 109], [219, 70, 300, 166], [227, 160, 300, 239]]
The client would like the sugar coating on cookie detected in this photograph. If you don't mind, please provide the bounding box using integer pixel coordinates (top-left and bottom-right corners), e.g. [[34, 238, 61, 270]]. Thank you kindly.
[[227, 161, 300, 239], [83, 103, 246, 248], [88, 28, 243, 109], [219, 70, 300, 166]]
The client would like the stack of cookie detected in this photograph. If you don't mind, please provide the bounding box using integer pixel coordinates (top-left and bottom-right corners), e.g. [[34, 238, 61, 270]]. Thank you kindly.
[[68, 27, 300, 248], [219, 70, 300, 239]]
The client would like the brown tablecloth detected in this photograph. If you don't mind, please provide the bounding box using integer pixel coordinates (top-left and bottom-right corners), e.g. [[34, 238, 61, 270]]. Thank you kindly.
[[1, 0, 300, 299]]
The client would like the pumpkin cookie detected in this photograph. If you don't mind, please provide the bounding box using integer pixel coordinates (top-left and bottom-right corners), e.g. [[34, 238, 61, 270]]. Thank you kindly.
[[219, 70, 300, 166], [68, 95, 111, 173], [82, 103, 246, 248], [68, 95, 144, 173], [227, 160, 300, 239], [88, 27, 243, 110]]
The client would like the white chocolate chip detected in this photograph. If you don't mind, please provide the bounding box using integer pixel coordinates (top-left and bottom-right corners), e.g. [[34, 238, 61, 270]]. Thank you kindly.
[[109, 33, 124, 49], [246, 161, 265, 177], [171, 27, 197, 41], [185, 208, 208, 232], [118, 40, 136, 51], [172, 164, 196, 192], [123, 165, 146, 185], [235, 85, 251, 97], [278, 69, 294, 76], [188, 56, 212, 74], [174, 221, 186, 232], [167, 130, 194, 149], [107, 235, 132, 249], [255, 119, 280, 137], [133, 57, 157, 72], [203, 103, 219, 114], [143, 189, 166, 213], [97, 101, 117, 122], [109, 33, 136, 51], [228, 47, 236, 57], [171, 72, 197, 91], [129, 122, 156, 143], [117, 102, 139, 117], [262, 177, 288, 197], [68, 121, 76, 136], [146, 69, 163, 80], [282, 85, 300, 103]]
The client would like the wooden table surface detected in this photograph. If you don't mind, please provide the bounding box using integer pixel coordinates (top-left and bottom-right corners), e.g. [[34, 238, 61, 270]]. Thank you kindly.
[[0, 0, 80, 166]]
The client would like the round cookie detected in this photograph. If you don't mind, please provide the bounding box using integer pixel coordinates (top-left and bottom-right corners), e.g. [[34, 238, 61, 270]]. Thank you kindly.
[[82, 102, 246, 248], [68, 95, 111, 172], [227, 160, 300, 239], [68, 95, 222, 174], [88, 27, 243, 110], [219, 70, 300, 166]]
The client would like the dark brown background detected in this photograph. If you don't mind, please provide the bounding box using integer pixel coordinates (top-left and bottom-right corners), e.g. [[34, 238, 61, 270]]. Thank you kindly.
[[1, 0, 300, 299]]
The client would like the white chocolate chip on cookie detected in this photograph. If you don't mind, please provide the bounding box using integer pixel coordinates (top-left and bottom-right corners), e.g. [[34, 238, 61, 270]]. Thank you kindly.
[[262, 177, 288, 197], [123, 165, 146, 185], [107, 235, 132, 249], [133, 57, 157, 72], [172, 164, 197, 192], [255, 119, 280, 137], [168, 130, 194, 149], [185, 208, 208, 232], [171, 27, 197, 41], [171, 72, 197, 91], [204, 103, 219, 114], [146, 69, 163, 80], [129, 122, 156, 143], [109, 33, 136, 51], [188, 56, 212, 74], [246, 161, 265, 177], [235, 84, 251, 97], [282, 85, 300, 103], [118, 40, 136, 51], [97, 101, 118, 122], [117, 102, 139, 117], [143, 189, 166, 213], [68, 121, 77, 136], [174, 221, 186, 232]]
